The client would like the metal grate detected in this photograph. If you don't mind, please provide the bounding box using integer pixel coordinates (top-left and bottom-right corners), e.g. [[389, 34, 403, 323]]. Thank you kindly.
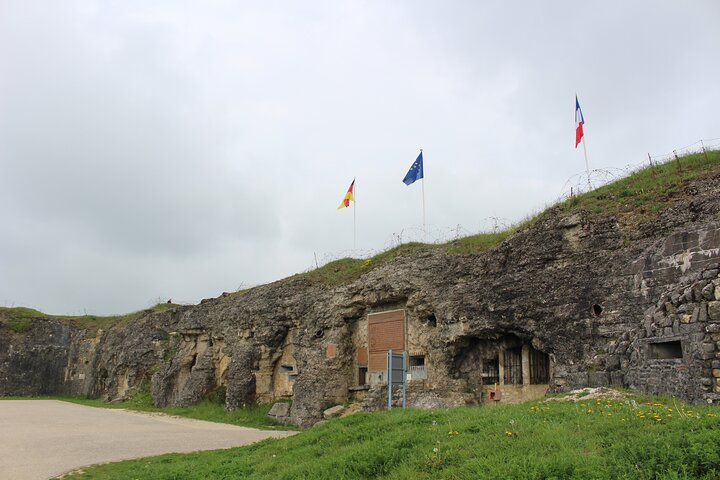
[[529, 349, 550, 384], [482, 358, 499, 385], [503, 348, 523, 384], [409, 365, 427, 380]]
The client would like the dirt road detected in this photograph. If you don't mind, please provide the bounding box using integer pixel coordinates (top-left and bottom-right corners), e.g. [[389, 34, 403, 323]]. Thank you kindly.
[[0, 400, 295, 480]]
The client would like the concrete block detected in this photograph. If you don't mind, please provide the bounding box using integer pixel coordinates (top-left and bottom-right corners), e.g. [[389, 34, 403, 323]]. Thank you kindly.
[[699, 303, 709, 322], [605, 355, 621, 371], [587, 372, 610, 387], [323, 404, 345, 419], [677, 303, 693, 314], [610, 372, 625, 386], [267, 402, 291, 420], [702, 283, 716, 301], [709, 301, 720, 321], [704, 269, 720, 280]]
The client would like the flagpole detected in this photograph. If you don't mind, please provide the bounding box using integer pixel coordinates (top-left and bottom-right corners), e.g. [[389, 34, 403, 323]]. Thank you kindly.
[[582, 136, 591, 190], [421, 162, 426, 241], [353, 178, 357, 251], [422, 179, 426, 237], [576, 94, 591, 191]]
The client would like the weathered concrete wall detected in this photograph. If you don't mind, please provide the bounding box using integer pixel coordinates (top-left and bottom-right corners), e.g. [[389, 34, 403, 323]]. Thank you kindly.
[[0, 320, 74, 396], [481, 384, 549, 404], [1, 169, 719, 426], [612, 233, 720, 403]]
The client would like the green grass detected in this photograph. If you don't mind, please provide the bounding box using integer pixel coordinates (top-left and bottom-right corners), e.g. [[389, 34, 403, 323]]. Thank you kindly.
[[0, 303, 181, 333], [559, 150, 720, 224], [4, 316, 34, 333], [59, 394, 720, 479], [297, 243, 432, 286], [0, 307, 43, 332], [295, 149, 720, 287]]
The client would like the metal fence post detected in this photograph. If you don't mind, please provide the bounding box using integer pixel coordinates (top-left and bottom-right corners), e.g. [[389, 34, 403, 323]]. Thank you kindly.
[[701, 140, 710, 163], [402, 352, 407, 409], [387, 349, 392, 410]]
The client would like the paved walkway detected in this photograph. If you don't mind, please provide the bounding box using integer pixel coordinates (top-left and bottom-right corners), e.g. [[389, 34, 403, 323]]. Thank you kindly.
[[0, 400, 295, 480]]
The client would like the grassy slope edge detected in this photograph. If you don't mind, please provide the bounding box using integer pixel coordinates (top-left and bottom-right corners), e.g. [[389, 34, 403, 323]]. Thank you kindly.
[[60, 393, 720, 480], [297, 149, 720, 286], [5, 150, 718, 315], [0, 303, 179, 333]]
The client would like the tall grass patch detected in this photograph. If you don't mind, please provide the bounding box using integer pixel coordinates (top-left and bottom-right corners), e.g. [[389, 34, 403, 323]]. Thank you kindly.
[[61, 395, 720, 480]]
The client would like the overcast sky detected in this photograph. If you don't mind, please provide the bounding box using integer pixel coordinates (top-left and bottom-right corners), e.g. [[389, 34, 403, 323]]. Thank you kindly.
[[1, 1, 719, 315]]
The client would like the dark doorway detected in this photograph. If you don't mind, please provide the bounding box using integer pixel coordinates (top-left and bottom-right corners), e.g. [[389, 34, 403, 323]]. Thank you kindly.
[[529, 349, 550, 384], [358, 367, 368, 386], [504, 348, 523, 384]]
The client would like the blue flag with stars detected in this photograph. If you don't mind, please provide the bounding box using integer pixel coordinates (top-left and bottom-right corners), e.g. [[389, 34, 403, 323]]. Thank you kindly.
[[402, 152, 424, 186]]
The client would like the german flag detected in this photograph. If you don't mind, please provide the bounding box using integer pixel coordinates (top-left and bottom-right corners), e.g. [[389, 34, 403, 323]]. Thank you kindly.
[[337, 179, 355, 209]]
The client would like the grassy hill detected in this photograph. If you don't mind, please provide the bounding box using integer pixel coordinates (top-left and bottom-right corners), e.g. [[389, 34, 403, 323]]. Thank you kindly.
[[0, 303, 178, 333], [60, 392, 720, 480], [5, 149, 719, 317], [296, 149, 720, 286]]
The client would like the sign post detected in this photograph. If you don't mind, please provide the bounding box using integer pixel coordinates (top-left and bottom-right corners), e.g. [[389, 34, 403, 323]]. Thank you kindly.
[[387, 350, 407, 410]]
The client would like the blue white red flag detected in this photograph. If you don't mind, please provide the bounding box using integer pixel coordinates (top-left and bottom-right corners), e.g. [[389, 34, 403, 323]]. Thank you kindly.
[[575, 95, 585, 148]]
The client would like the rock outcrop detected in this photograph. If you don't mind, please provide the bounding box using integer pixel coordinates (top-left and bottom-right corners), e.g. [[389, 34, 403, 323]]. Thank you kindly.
[[2, 168, 719, 426]]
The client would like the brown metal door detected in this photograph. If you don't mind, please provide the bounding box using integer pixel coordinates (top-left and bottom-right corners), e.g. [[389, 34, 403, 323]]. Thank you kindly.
[[367, 310, 405, 372]]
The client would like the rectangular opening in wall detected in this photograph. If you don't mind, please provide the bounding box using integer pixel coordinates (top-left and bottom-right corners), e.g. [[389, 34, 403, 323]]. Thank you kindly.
[[529, 349, 550, 384], [409, 355, 427, 380], [482, 357, 499, 385], [650, 340, 683, 359], [503, 348, 523, 384], [358, 367, 367, 386]]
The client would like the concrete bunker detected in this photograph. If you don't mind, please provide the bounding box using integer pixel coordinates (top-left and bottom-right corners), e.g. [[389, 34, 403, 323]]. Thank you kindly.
[[345, 308, 551, 406], [450, 333, 552, 404]]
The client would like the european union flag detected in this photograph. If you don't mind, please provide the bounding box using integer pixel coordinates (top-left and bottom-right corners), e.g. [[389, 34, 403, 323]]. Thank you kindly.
[[402, 152, 424, 186]]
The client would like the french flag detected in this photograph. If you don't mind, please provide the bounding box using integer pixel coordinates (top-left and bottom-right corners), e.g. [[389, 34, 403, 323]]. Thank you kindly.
[[575, 95, 585, 148]]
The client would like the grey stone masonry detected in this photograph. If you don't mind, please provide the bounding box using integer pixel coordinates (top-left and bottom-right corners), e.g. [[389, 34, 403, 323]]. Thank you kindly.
[[618, 261, 720, 403]]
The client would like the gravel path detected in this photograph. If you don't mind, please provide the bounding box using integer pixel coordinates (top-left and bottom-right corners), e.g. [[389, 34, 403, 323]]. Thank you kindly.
[[0, 400, 295, 480]]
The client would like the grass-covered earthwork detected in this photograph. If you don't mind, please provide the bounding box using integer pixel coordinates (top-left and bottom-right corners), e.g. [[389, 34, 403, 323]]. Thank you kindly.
[[59, 393, 720, 479]]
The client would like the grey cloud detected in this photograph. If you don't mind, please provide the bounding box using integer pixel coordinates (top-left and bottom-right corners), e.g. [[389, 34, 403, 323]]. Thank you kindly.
[[1, 0, 718, 314]]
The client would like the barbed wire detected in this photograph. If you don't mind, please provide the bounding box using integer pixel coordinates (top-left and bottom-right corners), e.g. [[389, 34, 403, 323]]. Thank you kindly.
[[308, 137, 718, 273], [554, 137, 719, 203]]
